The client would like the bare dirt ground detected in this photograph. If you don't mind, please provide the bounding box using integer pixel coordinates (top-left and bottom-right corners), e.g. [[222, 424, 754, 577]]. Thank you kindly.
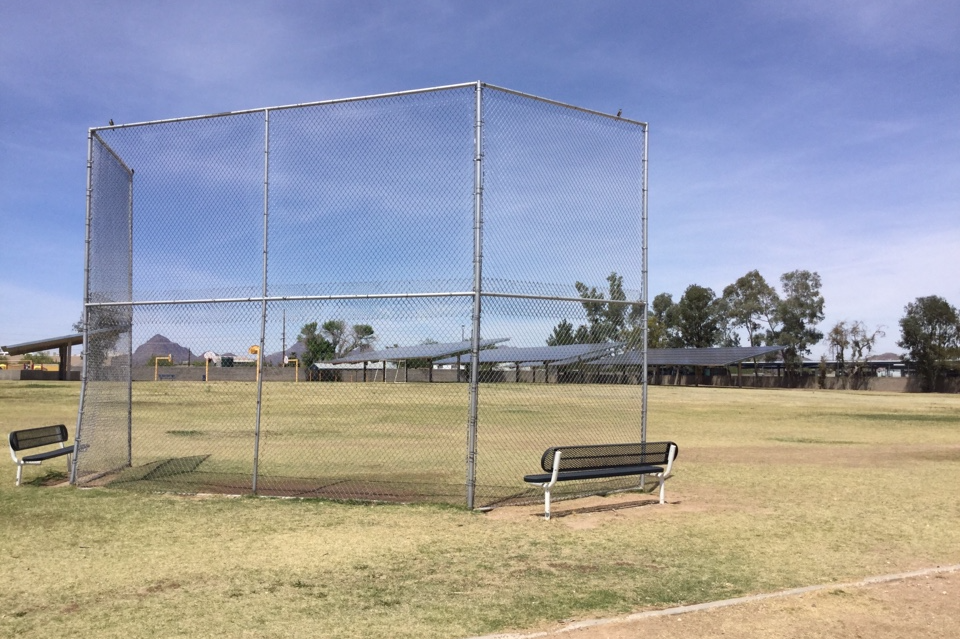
[[530, 568, 960, 639], [483, 493, 960, 639]]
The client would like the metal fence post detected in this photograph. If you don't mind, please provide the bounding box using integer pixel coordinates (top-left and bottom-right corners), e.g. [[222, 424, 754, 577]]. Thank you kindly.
[[126, 164, 134, 467], [72, 131, 95, 485], [252, 108, 270, 494], [466, 82, 484, 509], [641, 124, 649, 445]]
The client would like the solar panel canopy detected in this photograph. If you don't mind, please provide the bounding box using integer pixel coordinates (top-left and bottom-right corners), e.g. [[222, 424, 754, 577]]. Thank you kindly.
[[436, 343, 620, 366], [330, 338, 509, 364], [593, 346, 784, 367]]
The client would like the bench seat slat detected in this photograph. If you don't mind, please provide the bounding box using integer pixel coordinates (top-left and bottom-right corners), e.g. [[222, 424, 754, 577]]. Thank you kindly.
[[524, 464, 663, 484], [22, 445, 76, 464]]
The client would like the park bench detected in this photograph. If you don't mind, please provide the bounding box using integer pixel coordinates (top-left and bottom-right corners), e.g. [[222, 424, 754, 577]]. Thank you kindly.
[[523, 441, 678, 519], [158, 373, 176, 381], [8, 424, 75, 486]]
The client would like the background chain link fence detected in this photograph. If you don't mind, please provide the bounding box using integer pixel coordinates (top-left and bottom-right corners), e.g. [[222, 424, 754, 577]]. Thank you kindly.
[[75, 83, 648, 508]]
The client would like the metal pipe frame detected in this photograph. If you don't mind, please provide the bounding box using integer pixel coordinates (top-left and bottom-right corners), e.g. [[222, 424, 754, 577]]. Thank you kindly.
[[641, 124, 649, 446], [126, 157, 134, 466], [72, 131, 95, 485], [85, 290, 646, 308], [92, 82, 480, 131], [77, 81, 649, 507], [466, 81, 484, 510], [252, 109, 270, 494], [89, 82, 649, 133]]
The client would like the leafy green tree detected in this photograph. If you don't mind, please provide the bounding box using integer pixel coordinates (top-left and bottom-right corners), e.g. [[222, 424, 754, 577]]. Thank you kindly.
[[648, 292, 680, 348], [675, 284, 726, 348], [898, 296, 960, 392], [547, 273, 643, 346], [546, 319, 576, 346], [767, 270, 825, 374], [722, 270, 779, 348], [297, 322, 334, 370]]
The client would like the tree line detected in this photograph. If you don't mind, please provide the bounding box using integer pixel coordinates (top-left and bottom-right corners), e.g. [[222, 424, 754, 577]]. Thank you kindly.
[[549, 269, 828, 373], [549, 270, 960, 391]]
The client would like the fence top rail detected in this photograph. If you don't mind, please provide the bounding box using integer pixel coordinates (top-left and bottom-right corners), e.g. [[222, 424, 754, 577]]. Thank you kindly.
[[85, 291, 646, 308], [89, 82, 481, 131], [482, 83, 648, 127], [89, 82, 646, 132]]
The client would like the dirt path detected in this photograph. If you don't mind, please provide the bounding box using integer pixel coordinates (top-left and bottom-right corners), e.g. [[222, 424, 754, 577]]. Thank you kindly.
[[478, 567, 960, 639], [477, 494, 960, 639]]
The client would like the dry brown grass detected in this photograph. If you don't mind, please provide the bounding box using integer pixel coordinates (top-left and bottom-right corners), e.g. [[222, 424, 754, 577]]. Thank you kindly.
[[2, 381, 959, 638]]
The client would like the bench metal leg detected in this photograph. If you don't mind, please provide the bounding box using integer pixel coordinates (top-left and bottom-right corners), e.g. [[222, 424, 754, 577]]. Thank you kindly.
[[544, 487, 551, 520], [16, 464, 23, 487]]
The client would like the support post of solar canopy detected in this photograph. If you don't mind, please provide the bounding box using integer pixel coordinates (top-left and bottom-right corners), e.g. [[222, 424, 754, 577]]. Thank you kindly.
[[466, 82, 484, 510]]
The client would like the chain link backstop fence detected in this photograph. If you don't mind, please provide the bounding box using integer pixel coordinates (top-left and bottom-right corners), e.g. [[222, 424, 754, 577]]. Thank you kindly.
[[74, 82, 648, 508]]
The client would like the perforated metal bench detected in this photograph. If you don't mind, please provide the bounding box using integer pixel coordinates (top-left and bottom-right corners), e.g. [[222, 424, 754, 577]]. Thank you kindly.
[[523, 441, 678, 519], [8, 424, 76, 486]]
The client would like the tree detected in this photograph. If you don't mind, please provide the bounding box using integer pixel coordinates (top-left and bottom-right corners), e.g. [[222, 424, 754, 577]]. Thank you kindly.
[[546, 272, 643, 346], [321, 320, 376, 359], [297, 322, 334, 370], [826, 320, 850, 376], [826, 319, 885, 382], [898, 296, 960, 392], [546, 319, 575, 346], [722, 270, 779, 348], [648, 292, 680, 348], [768, 270, 825, 374], [848, 322, 885, 378], [675, 284, 726, 348]]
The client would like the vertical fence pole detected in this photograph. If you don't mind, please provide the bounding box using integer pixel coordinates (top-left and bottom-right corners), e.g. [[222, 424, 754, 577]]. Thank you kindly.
[[253, 109, 271, 494], [640, 124, 649, 445], [72, 131, 96, 484], [127, 163, 135, 466], [466, 82, 485, 509]]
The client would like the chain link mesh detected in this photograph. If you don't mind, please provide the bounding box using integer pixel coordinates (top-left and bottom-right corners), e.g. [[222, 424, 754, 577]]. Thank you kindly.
[[77, 84, 647, 507]]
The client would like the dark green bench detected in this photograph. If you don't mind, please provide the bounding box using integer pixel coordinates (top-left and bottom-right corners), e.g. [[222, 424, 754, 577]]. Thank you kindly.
[[523, 441, 678, 519], [8, 424, 75, 486]]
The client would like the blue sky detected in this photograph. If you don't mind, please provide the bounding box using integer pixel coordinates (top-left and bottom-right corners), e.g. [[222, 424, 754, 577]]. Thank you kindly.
[[2, 1, 958, 356]]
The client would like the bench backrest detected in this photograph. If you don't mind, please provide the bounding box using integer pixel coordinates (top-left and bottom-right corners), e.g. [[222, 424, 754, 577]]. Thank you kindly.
[[541, 441, 678, 473], [9, 425, 69, 452]]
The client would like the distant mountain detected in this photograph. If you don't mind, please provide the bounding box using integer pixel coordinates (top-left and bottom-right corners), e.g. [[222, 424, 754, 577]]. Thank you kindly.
[[132, 334, 195, 366], [263, 341, 307, 366]]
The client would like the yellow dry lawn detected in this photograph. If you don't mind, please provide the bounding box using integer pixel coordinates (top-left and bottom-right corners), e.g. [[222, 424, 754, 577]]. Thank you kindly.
[[1, 381, 959, 638]]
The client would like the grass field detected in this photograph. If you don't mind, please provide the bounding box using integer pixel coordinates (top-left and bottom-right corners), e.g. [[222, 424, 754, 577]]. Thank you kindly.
[[76, 380, 652, 504], [2, 380, 960, 638]]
